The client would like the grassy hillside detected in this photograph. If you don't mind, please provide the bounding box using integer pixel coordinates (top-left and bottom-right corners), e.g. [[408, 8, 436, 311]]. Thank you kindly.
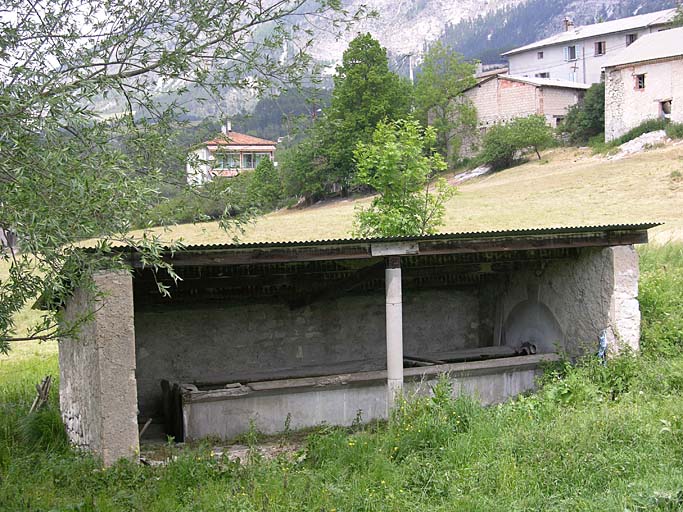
[[0, 244, 681, 510], [145, 144, 683, 246], [1, 145, 682, 509]]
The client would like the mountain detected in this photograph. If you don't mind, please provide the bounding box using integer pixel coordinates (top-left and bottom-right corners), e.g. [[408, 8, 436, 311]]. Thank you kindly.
[[309, 0, 526, 63]]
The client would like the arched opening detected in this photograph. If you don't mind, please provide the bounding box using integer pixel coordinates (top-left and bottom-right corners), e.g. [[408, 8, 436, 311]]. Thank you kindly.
[[503, 300, 564, 354]]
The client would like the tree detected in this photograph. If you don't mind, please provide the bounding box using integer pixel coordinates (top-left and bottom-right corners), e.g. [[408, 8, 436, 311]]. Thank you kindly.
[[513, 115, 556, 159], [248, 158, 283, 210], [353, 119, 453, 237], [0, 0, 362, 352], [324, 34, 413, 193], [479, 115, 555, 170], [559, 83, 605, 144], [478, 124, 520, 170], [414, 42, 477, 165], [673, 5, 683, 28]]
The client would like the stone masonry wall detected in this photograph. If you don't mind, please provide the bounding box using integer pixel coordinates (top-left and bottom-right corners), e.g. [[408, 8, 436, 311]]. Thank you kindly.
[[59, 271, 139, 466], [488, 246, 640, 356], [606, 58, 683, 141], [134, 288, 481, 418]]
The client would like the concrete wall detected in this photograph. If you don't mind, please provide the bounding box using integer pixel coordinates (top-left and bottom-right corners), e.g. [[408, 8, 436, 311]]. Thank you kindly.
[[134, 288, 481, 419], [59, 271, 139, 466], [605, 57, 683, 141], [492, 246, 640, 356], [182, 355, 553, 441], [508, 27, 667, 84]]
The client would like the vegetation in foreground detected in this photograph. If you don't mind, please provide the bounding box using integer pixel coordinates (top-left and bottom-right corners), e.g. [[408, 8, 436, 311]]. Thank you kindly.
[[1, 244, 682, 511]]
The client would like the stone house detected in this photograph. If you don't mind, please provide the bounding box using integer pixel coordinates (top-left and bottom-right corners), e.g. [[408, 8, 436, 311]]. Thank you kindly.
[[458, 74, 589, 157], [604, 27, 683, 142], [502, 8, 675, 85], [186, 122, 276, 185], [54, 224, 654, 465]]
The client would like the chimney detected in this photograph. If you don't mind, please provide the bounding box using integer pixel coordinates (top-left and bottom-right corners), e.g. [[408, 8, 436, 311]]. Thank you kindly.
[[221, 120, 232, 135], [563, 17, 574, 32]]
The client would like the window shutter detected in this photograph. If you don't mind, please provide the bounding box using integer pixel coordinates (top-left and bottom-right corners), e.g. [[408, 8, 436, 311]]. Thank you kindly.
[[564, 47, 569, 61]]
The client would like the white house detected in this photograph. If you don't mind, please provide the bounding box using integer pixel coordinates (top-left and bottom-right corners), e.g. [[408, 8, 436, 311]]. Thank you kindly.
[[604, 27, 683, 142], [186, 123, 277, 185], [501, 9, 676, 85]]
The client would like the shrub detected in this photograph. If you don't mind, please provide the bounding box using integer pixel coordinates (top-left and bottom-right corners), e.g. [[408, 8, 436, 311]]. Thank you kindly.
[[478, 123, 518, 170], [143, 175, 254, 226], [665, 122, 683, 140], [559, 82, 605, 144], [479, 115, 555, 170], [18, 407, 68, 451], [613, 118, 668, 146]]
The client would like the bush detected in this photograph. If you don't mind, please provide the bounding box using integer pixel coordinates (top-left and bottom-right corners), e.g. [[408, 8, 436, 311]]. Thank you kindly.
[[479, 115, 555, 170], [559, 82, 605, 144], [665, 122, 683, 140], [18, 407, 68, 451], [613, 118, 669, 146], [144, 175, 254, 226]]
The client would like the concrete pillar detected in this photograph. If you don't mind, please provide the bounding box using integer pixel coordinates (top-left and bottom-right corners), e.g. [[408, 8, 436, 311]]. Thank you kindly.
[[385, 256, 403, 409], [59, 270, 139, 467], [609, 245, 641, 353]]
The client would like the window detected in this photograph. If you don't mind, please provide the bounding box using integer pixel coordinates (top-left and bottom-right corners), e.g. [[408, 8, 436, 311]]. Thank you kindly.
[[242, 152, 255, 169], [594, 41, 606, 56], [240, 152, 271, 169], [565, 45, 577, 61], [537, 51, 544, 59], [214, 152, 240, 169], [661, 100, 672, 119], [626, 33, 638, 46], [635, 74, 646, 90], [535, 72, 550, 78], [555, 117, 564, 128]]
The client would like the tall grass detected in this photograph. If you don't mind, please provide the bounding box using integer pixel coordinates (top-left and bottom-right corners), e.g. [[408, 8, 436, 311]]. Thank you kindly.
[[0, 244, 682, 510]]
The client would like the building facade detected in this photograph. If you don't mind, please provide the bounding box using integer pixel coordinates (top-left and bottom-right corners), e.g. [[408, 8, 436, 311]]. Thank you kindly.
[[458, 74, 588, 157], [186, 124, 276, 185], [605, 27, 683, 142], [502, 9, 675, 85]]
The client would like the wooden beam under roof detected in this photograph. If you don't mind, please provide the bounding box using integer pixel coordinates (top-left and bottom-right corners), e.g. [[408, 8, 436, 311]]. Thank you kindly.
[[125, 225, 653, 268]]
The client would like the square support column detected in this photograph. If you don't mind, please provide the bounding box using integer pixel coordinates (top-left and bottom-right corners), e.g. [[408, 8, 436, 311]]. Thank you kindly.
[[59, 270, 139, 466], [385, 256, 403, 409]]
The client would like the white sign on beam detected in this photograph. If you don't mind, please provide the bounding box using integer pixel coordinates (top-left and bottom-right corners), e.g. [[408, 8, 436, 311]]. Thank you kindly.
[[370, 242, 419, 257]]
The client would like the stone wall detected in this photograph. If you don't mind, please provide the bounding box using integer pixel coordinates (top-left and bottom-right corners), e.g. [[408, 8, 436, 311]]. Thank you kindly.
[[489, 246, 640, 356], [134, 288, 482, 418], [605, 57, 683, 141], [58, 271, 139, 466]]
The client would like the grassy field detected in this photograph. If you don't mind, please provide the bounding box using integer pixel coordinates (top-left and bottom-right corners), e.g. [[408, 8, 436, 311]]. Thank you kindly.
[[140, 144, 683, 246]]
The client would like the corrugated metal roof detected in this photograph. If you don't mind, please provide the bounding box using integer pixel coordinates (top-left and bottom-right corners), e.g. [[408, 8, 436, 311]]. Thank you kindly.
[[129, 223, 660, 253], [502, 8, 676, 56], [605, 26, 683, 68]]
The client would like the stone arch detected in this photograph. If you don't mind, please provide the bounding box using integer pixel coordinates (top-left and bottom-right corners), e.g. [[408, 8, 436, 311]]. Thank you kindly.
[[503, 300, 564, 354]]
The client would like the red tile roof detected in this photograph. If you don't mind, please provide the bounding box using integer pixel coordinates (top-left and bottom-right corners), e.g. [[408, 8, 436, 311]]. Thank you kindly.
[[204, 131, 277, 146]]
